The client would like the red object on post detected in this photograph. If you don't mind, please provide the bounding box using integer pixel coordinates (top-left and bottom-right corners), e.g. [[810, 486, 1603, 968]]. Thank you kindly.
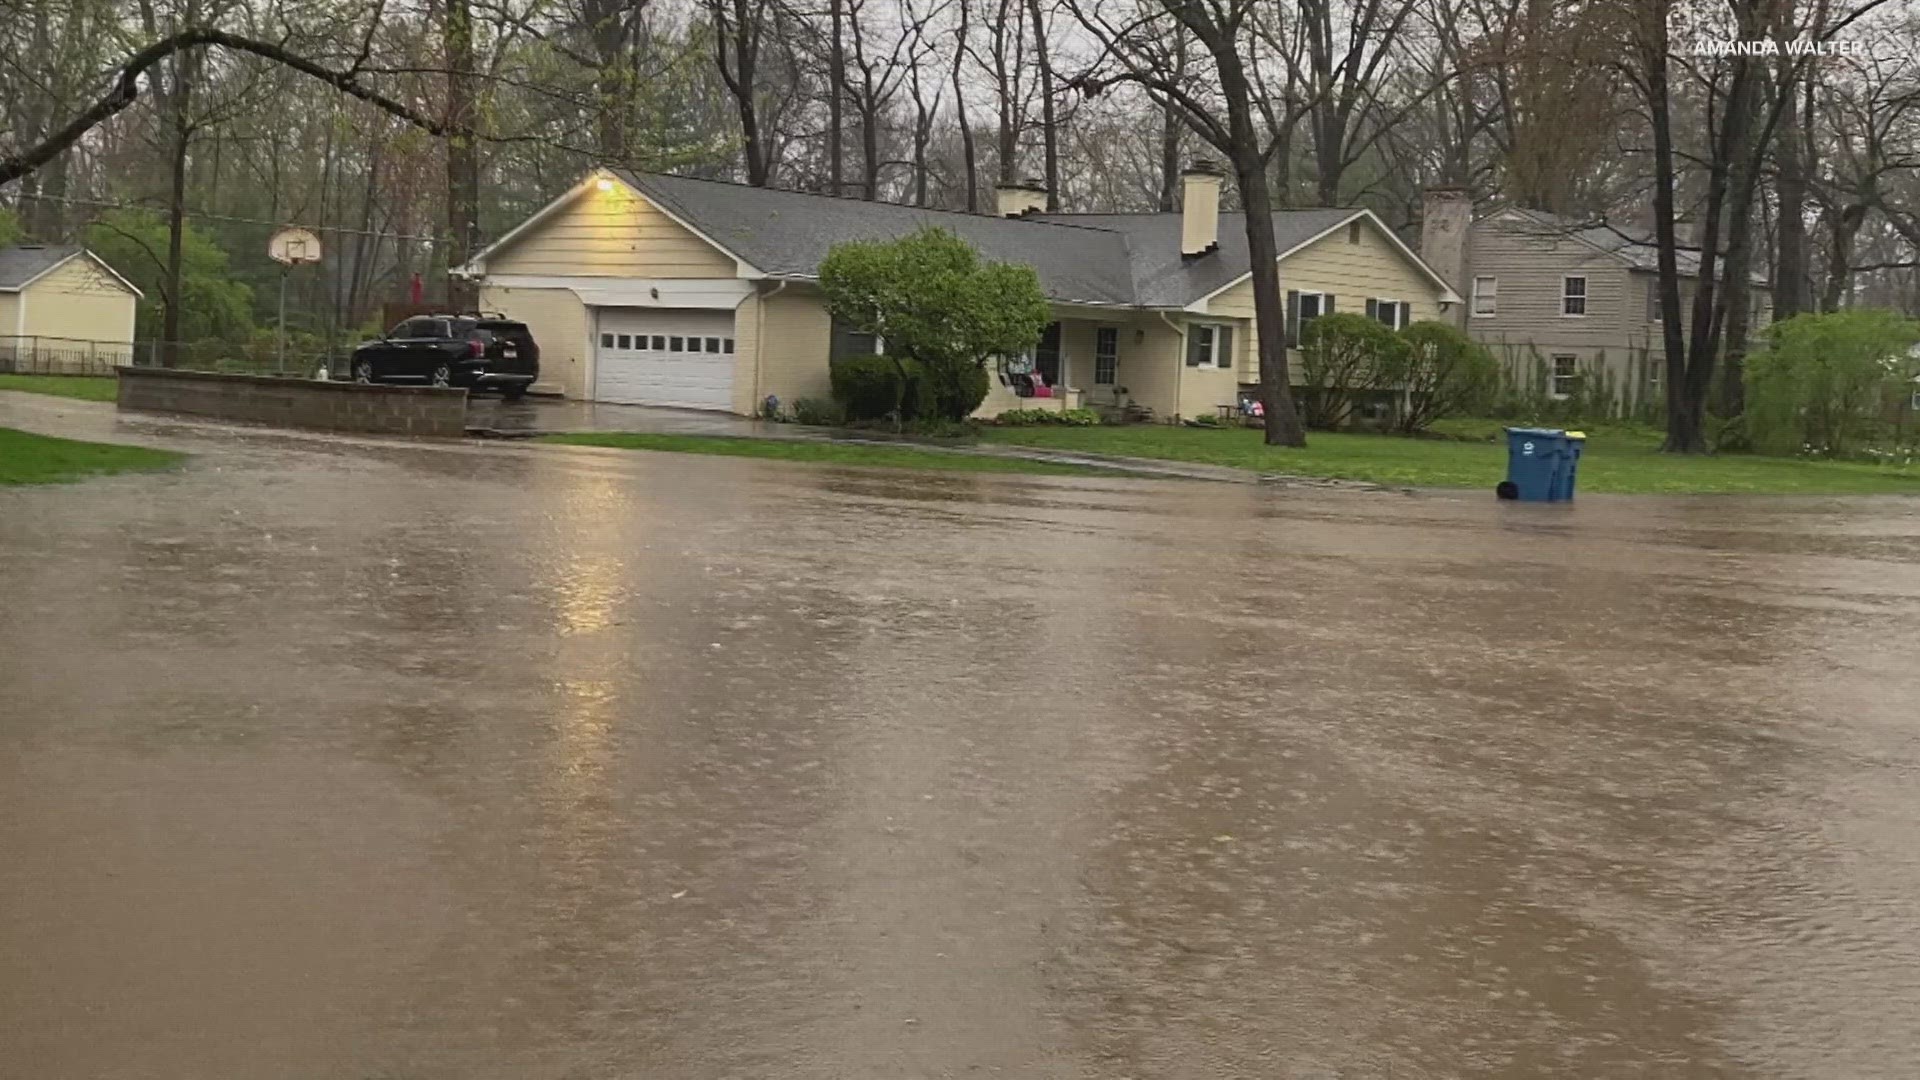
[[408, 273, 424, 305]]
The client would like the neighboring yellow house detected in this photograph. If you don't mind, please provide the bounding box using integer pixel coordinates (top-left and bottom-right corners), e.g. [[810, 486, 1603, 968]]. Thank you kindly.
[[0, 245, 142, 374], [458, 166, 1460, 421]]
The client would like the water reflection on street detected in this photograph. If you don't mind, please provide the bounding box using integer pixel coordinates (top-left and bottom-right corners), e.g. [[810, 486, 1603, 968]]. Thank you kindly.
[[3, 409, 1919, 1078]]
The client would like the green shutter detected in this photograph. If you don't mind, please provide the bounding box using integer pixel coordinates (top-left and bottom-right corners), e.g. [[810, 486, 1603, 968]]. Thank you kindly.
[[1186, 326, 1206, 367], [1366, 298, 1379, 321], [1218, 326, 1235, 373], [1286, 291, 1300, 346]]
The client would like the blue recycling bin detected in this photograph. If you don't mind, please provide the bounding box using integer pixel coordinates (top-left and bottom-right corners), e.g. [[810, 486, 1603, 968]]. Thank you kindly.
[[1552, 432, 1587, 501], [1500, 427, 1571, 502]]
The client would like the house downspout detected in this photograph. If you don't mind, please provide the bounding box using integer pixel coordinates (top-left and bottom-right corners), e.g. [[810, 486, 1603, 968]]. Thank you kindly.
[[755, 279, 787, 415], [1158, 310, 1184, 421]]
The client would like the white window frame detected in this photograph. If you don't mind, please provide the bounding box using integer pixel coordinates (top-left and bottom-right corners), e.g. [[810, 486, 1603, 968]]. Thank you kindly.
[[1289, 291, 1329, 347], [1550, 354, 1580, 399], [1471, 276, 1497, 317], [1647, 357, 1662, 387], [1369, 298, 1410, 330], [1562, 275, 1588, 317], [1187, 322, 1235, 370]]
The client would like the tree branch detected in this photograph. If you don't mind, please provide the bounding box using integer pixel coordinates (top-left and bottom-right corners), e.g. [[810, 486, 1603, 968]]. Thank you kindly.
[[0, 27, 537, 188]]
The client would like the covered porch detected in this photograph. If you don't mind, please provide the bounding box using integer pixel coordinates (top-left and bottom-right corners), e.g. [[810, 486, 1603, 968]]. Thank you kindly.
[[972, 306, 1187, 422]]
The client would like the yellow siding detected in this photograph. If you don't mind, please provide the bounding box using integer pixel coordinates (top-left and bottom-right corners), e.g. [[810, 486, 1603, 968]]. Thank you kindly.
[[752, 287, 834, 409], [478, 285, 590, 398], [20, 256, 137, 345], [1208, 217, 1446, 380], [486, 184, 738, 279], [0, 294, 17, 338], [729, 292, 762, 415], [1124, 315, 1185, 421], [1176, 321, 1243, 421]]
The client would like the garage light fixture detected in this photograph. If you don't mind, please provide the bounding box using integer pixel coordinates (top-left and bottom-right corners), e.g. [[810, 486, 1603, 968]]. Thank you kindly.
[[595, 178, 613, 192]]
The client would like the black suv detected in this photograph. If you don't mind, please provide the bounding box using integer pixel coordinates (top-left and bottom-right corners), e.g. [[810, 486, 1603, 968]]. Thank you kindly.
[[351, 314, 539, 398]]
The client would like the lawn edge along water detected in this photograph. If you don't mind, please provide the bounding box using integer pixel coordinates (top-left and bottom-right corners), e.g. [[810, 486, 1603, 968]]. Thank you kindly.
[[976, 423, 1920, 496], [0, 427, 183, 485], [0, 374, 120, 403], [538, 432, 1115, 477]]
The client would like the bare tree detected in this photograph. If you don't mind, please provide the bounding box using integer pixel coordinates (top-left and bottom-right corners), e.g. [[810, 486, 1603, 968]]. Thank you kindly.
[[1066, 0, 1309, 446], [710, 0, 773, 184], [1027, 0, 1061, 207], [951, 0, 980, 210]]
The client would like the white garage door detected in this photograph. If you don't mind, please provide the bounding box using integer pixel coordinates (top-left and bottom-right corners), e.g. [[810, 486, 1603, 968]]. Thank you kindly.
[[594, 308, 738, 409]]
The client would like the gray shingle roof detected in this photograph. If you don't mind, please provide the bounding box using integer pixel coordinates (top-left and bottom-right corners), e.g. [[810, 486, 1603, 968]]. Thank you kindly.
[[611, 171, 1386, 309], [0, 244, 80, 290], [617, 170, 1139, 306], [1030, 210, 1361, 307], [1498, 209, 1768, 285]]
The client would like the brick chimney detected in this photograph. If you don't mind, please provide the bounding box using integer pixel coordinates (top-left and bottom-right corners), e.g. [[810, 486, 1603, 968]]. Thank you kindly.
[[1181, 159, 1224, 257], [1419, 186, 1473, 326]]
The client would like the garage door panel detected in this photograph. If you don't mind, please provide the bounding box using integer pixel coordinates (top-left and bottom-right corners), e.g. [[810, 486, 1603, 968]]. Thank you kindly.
[[594, 308, 737, 409]]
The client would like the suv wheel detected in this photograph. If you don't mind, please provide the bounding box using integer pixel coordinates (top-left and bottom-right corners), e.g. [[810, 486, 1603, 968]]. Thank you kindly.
[[501, 384, 528, 402], [353, 360, 375, 383], [431, 363, 452, 388]]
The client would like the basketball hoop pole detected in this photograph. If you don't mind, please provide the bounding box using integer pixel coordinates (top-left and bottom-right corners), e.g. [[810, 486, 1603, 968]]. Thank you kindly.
[[277, 264, 289, 375]]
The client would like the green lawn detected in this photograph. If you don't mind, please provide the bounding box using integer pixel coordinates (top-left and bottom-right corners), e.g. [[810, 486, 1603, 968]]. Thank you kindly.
[[0, 427, 182, 485], [978, 421, 1920, 495], [0, 374, 119, 402], [540, 432, 1110, 476]]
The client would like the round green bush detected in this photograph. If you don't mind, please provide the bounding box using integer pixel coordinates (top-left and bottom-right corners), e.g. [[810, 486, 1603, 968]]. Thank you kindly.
[[830, 354, 933, 421], [922, 358, 991, 420]]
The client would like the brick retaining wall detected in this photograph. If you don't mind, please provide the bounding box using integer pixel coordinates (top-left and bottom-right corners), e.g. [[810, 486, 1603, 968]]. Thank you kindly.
[[116, 367, 468, 438]]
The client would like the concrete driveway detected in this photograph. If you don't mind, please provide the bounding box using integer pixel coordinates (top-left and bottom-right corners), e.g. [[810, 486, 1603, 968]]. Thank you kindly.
[[5, 391, 1920, 1078]]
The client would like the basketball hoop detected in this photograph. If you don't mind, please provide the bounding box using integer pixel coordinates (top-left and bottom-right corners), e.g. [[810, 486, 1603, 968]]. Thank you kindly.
[[268, 228, 323, 377], [269, 227, 323, 266]]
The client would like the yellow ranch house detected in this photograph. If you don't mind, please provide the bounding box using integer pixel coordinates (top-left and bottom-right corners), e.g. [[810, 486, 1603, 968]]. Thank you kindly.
[[0, 244, 142, 374], [459, 165, 1461, 422]]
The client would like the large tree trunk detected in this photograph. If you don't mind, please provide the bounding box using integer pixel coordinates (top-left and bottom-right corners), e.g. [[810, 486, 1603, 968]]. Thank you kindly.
[[994, 0, 1018, 183], [1212, 50, 1303, 446], [1026, 0, 1058, 209], [1715, 62, 1766, 419], [1821, 203, 1867, 311], [1646, 31, 1698, 451], [1668, 51, 1757, 449], [444, 0, 479, 310], [1158, 99, 1179, 211], [828, 0, 845, 194], [1771, 74, 1812, 320], [712, 0, 769, 185], [860, 99, 880, 200], [589, 0, 629, 163], [160, 40, 197, 370], [948, 0, 975, 211]]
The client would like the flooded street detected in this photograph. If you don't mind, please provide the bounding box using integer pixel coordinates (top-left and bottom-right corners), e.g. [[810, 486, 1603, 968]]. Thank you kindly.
[[4, 400, 1920, 1078]]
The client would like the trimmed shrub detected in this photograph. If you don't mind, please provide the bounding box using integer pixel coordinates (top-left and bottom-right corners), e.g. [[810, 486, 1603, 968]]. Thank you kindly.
[[1390, 321, 1498, 433], [830, 354, 934, 421], [922, 357, 992, 420], [993, 407, 1103, 426], [1297, 313, 1408, 429]]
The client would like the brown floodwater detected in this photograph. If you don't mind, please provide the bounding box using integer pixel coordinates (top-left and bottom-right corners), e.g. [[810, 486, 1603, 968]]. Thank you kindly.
[[4, 395, 1920, 1078]]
